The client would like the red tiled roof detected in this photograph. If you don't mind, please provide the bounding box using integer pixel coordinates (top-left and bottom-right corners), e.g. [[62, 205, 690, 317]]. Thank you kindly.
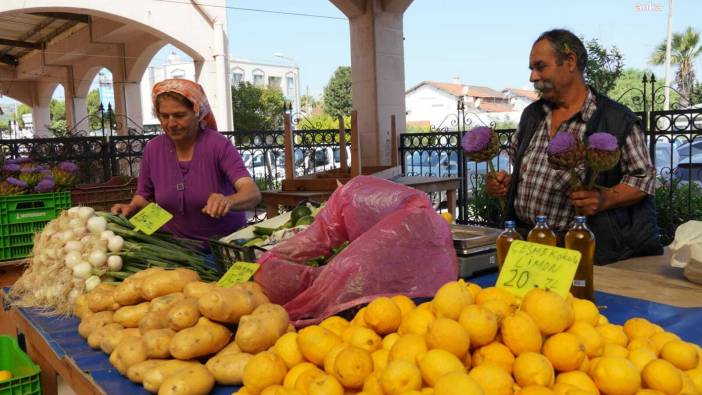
[[504, 88, 540, 101], [417, 81, 506, 99], [479, 102, 515, 113]]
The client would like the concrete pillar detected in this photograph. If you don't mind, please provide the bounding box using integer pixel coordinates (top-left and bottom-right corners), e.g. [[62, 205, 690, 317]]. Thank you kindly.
[[112, 76, 127, 135], [32, 81, 56, 138], [213, 20, 233, 131], [72, 96, 89, 132], [124, 82, 143, 130], [331, 0, 412, 166]]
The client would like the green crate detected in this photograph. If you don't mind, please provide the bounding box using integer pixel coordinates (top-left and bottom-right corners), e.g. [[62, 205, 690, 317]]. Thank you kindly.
[[0, 192, 71, 261], [0, 336, 41, 395]]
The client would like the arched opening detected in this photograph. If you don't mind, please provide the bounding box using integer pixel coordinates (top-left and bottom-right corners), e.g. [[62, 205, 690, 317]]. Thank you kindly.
[[0, 96, 31, 139], [82, 67, 115, 135], [48, 84, 66, 136]]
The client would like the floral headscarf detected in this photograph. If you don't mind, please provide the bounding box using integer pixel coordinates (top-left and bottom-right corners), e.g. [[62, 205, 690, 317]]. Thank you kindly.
[[152, 79, 217, 130]]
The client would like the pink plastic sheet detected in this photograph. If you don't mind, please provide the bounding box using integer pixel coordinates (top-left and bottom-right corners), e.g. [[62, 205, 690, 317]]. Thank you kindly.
[[254, 176, 457, 326]]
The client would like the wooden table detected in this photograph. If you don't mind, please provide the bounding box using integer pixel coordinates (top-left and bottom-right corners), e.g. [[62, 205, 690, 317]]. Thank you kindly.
[[0, 259, 26, 335], [262, 176, 460, 218]]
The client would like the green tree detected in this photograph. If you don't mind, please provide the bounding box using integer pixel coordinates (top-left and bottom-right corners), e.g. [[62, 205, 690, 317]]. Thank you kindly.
[[610, 68, 681, 111], [296, 113, 351, 130], [300, 94, 318, 114], [232, 82, 285, 130], [86, 89, 104, 131], [650, 26, 702, 106], [49, 99, 66, 122], [323, 66, 352, 118], [584, 38, 624, 95], [14, 104, 31, 128]]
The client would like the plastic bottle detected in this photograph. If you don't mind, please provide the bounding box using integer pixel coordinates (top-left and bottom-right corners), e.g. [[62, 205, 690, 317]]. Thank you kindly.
[[527, 215, 557, 246], [496, 220, 523, 270], [565, 215, 596, 301]]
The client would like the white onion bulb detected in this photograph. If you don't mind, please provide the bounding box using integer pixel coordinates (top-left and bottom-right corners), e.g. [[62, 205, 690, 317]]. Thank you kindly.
[[87, 216, 107, 234], [85, 276, 101, 291], [88, 250, 107, 267], [78, 207, 95, 220], [100, 230, 115, 241], [65, 251, 82, 268], [107, 255, 123, 271], [107, 236, 124, 252], [72, 262, 92, 279]]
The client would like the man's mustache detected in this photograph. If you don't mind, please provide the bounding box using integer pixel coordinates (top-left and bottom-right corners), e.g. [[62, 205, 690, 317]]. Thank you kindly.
[[534, 81, 554, 92]]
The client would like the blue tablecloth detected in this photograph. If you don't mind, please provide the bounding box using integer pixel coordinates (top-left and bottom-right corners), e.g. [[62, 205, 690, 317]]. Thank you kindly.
[[11, 273, 702, 395]]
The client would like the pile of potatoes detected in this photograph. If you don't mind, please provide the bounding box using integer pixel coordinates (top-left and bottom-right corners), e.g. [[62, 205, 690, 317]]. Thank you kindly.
[[75, 267, 290, 395]]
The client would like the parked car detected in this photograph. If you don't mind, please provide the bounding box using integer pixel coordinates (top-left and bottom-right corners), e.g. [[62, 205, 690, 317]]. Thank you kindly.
[[653, 142, 680, 180], [676, 153, 702, 185], [676, 140, 702, 161]]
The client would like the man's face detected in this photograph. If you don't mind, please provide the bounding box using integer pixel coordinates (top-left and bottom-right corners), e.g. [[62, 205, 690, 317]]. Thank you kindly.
[[529, 39, 571, 103]]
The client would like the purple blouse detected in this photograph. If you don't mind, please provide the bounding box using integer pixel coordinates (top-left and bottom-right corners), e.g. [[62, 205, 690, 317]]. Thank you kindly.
[[136, 128, 251, 244]]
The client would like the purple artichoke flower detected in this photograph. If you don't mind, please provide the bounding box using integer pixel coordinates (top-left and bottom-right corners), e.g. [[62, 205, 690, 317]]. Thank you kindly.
[[2, 163, 21, 175], [0, 177, 28, 195], [548, 132, 577, 155], [587, 132, 618, 151], [586, 132, 621, 176], [12, 157, 32, 165], [34, 178, 55, 193], [547, 132, 585, 193], [57, 161, 79, 173], [7, 177, 28, 189], [462, 127, 500, 162], [19, 166, 42, 188]]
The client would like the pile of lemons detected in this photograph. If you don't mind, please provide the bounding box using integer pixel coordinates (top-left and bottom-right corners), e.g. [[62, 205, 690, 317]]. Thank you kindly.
[[237, 280, 702, 395]]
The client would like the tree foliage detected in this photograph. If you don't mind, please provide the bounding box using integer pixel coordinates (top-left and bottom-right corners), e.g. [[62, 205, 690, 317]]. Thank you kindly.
[[232, 82, 285, 131], [300, 94, 318, 114], [14, 104, 31, 128], [323, 66, 352, 118], [650, 26, 702, 106], [296, 113, 351, 130], [610, 68, 681, 112], [584, 38, 624, 95], [87, 89, 104, 131]]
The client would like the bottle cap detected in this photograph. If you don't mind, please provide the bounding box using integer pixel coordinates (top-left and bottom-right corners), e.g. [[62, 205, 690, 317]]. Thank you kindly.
[[504, 220, 516, 228], [574, 216, 587, 223], [535, 215, 547, 223]]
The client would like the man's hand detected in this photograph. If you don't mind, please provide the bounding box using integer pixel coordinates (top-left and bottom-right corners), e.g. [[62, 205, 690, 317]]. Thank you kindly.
[[569, 190, 604, 216], [111, 203, 138, 217], [486, 171, 511, 198], [202, 193, 233, 218]]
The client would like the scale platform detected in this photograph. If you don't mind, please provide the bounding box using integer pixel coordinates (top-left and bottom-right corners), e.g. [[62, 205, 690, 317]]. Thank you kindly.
[[451, 224, 501, 278]]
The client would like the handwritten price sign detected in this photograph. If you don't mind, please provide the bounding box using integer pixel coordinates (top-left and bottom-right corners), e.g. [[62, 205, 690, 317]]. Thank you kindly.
[[129, 203, 173, 235], [217, 262, 261, 287], [496, 240, 581, 298]]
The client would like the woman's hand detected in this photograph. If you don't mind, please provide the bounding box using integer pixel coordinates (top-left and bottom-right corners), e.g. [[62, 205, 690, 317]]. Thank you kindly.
[[111, 203, 138, 217], [202, 193, 233, 218]]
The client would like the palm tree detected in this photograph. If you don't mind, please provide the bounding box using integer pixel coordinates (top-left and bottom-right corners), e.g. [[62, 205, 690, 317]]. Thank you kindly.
[[650, 26, 702, 106]]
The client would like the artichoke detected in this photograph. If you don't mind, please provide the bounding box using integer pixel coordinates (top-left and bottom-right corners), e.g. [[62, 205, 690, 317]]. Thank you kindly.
[[0, 177, 28, 195], [586, 132, 621, 172], [547, 132, 585, 170], [462, 126, 500, 162]]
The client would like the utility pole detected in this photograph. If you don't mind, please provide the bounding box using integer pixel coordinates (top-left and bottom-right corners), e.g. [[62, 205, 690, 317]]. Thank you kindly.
[[663, 0, 673, 110]]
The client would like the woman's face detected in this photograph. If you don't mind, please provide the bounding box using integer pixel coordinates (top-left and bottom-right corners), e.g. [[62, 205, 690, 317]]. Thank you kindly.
[[157, 96, 199, 144]]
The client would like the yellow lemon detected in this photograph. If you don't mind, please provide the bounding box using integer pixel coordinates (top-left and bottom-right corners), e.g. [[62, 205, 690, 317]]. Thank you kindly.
[[596, 324, 629, 347], [418, 349, 466, 386], [0, 370, 11, 382], [298, 325, 343, 366], [418, 301, 433, 311], [641, 359, 683, 395], [686, 368, 702, 393], [623, 318, 657, 340], [628, 347, 658, 372], [440, 212, 454, 224], [570, 299, 600, 326], [650, 332, 680, 353], [635, 390, 665, 395], [284, 362, 318, 389], [597, 315, 609, 326], [391, 295, 417, 317], [371, 348, 389, 371], [473, 342, 516, 374], [458, 304, 499, 348], [469, 364, 514, 395], [555, 371, 600, 395], [567, 321, 604, 358], [398, 308, 436, 336], [352, 307, 368, 327], [334, 346, 374, 389], [274, 332, 305, 369], [516, 386, 555, 395], [627, 337, 658, 356], [520, 288, 574, 336], [550, 383, 581, 395], [243, 351, 289, 394], [432, 280, 474, 320], [480, 299, 517, 322], [433, 372, 483, 395], [324, 344, 349, 375], [383, 333, 400, 350], [661, 340, 700, 371], [421, 388, 435, 395], [603, 343, 630, 358], [475, 286, 518, 306], [308, 374, 344, 395], [512, 352, 554, 387], [345, 326, 382, 352], [542, 333, 587, 372], [320, 316, 351, 337], [362, 371, 384, 395], [578, 356, 590, 373], [501, 310, 543, 356], [380, 359, 423, 395], [425, 318, 470, 359], [260, 385, 289, 395], [389, 334, 428, 364], [466, 282, 483, 300], [680, 371, 700, 395], [294, 368, 326, 395], [365, 297, 403, 335]]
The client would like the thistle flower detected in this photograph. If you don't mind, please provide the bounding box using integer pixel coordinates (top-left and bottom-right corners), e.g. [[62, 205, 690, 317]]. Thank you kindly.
[[586, 132, 621, 188], [52, 161, 79, 190], [57, 161, 79, 173], [0, 177, 28, 195], [2, 163, 21, 177], [19, 166, 43, 188], [34, 178, 56, 193], [462, 127, 500, 161], [547, 132, 585, 170]]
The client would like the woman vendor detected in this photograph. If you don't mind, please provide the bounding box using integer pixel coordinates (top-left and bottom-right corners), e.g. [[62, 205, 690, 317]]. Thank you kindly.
[[112, 79, 261, 245]]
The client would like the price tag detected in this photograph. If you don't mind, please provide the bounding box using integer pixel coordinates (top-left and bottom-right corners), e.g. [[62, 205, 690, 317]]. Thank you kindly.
[[129, 203, 173, 235], [496, 240, 581, 298], [217, 262, 261, 287]]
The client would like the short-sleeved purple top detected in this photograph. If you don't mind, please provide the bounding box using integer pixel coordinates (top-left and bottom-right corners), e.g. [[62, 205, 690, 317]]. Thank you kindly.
[[136, 128, 251, 243]]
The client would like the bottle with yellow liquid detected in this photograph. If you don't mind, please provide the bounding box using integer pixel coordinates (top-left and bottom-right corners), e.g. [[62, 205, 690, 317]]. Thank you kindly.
[[565, 215, 596, 301], [495, 220, 522, 270], [527, 215, 557, 246]]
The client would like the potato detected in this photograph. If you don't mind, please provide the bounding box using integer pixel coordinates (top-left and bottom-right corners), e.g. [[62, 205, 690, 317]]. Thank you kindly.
[[74, 293, 93, 320], [248, 290, 270, 307], [142, 360, 197, 393], [114, 280, 145, 306], [197, 287, 255, 324], [109, 336, 147, 375], [140, 269, 200, 301], [231, 281, 266, 295], [158, 363, 215, 395], [140, 311, 170, 335], [87, 323, 123, 349], [149, 293, 185, 315], [169, 317, 231, 360], [126, 359, 168, 384], [143, 328, 175, 359], [205, 352, 252, 385], [78, 311, 114, 338], [183, 281, 214, 300], [101, 328, 141, 354], [235, 303, 289, 354], [114, 302, 151, 328], [215, 341, 241, 357], [167, 298, 200, 331], [86, 288, 120, 312]]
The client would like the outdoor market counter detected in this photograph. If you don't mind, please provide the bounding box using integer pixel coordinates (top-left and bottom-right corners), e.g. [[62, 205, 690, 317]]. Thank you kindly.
[[2, 250, 702, 395]]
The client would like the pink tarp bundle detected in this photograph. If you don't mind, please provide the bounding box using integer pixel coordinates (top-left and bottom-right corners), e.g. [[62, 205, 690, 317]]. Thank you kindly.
[[254, 175, 458, 327]]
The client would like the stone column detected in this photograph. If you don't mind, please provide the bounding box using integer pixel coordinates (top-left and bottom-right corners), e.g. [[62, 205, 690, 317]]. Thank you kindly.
[[123, 82, 143, 131], [330, 0, 412, 166], [72, 96, 88, 133], [32, 81, 56, 138]]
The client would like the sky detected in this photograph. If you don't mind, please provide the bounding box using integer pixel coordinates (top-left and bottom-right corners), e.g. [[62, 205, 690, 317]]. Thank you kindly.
[[1, 0, 701, 106]]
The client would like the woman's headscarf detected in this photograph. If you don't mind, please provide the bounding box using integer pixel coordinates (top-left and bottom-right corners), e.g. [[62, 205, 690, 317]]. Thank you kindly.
[[152, 79, 217, 130]]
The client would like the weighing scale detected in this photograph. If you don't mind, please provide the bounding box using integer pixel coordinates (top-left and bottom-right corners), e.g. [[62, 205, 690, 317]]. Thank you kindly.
[[451, 224, 501, 278]]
